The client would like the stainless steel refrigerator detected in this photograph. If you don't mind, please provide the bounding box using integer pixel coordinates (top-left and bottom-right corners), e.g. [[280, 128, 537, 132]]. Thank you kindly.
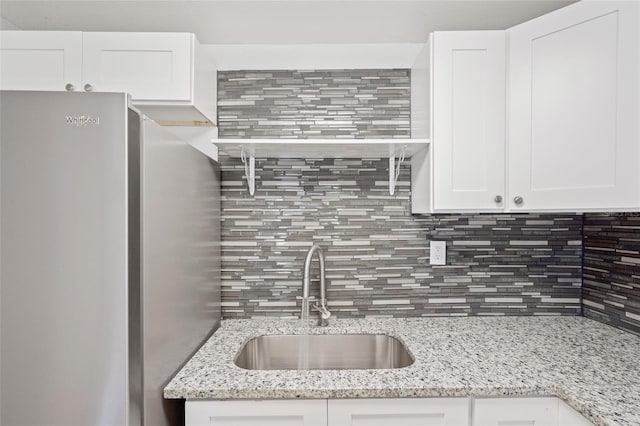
[[0, 91, 221, 426]]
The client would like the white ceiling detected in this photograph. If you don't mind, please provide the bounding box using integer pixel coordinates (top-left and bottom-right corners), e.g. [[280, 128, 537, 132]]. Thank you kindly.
[[0, 0, 577, 44]]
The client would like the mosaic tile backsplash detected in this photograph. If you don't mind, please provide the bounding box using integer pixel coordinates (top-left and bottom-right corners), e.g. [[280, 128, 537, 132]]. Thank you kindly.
[[217, 70, 410, 139], [219, 156, 583, 318], [583, 214, 640, 336]]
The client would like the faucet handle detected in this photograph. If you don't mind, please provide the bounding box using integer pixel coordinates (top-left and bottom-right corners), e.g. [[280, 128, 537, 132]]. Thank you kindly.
[[313, 302, 331, 320]]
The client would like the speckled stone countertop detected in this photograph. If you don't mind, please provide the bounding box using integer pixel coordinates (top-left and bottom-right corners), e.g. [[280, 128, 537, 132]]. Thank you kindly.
[[164, 317, 640, 426]]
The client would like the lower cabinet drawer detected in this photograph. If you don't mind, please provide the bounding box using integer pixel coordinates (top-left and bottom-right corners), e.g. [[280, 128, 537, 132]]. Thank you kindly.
[[328, 398, 469, 426], [472, 397, 594, 426], [186, 400, 328, 426], [473, 397, 558, 426]]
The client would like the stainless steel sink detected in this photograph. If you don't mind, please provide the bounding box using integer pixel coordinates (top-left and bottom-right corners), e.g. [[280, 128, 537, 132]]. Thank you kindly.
[[234, 334, 414, 370]]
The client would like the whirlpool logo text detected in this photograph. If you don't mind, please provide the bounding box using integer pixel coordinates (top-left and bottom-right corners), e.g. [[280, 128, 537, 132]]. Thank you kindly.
[[65, 115, 100, 127]]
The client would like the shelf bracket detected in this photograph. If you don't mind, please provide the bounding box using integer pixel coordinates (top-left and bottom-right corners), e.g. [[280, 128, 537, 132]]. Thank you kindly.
[[240, 148, 255, 196], [388, 146, 406, 195]]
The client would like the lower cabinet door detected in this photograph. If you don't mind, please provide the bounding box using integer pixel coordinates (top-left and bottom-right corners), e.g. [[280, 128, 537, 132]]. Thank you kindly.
[[328, 398, 469, 426], [472, 397, 558, 426], [185, 400, 328, 426], [557, 400, 594, 426]]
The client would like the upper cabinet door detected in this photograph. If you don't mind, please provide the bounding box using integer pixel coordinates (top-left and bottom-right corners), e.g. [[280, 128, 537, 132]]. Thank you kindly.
[[508, 1, 640, 211], [0, 31, 82, 91], [431, 31, 506, 212], [82, 32, 193, 101]]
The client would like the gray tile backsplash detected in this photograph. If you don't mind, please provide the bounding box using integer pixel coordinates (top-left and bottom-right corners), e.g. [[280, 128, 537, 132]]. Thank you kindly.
[[583, 213, 640, 336], [220, 156, 583, 318], [218, 70, 410, 139]]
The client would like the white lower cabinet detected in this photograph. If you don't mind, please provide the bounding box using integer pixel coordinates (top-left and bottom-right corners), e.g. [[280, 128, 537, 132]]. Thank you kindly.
[[473, 397, 558, 426], [185, 400, 327, 426], [557, 400, 594, 426], [328, 398, 469, 426], [186, 397, 594, 426], [472, 397, 593, 426]]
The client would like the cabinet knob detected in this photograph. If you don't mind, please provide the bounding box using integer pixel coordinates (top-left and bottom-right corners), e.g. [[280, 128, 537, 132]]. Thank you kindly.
[[494, 195, 503, 203], [514, 196, 524, 205], [65, 83, 76, 92], [83, 84, 94, 92]]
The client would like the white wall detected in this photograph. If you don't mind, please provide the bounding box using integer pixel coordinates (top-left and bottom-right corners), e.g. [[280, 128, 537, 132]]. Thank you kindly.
[[203, 43, 424, 70]]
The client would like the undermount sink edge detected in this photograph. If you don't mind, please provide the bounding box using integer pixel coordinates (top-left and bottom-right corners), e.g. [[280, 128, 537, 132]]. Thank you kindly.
[[234, 333, 415, 371]]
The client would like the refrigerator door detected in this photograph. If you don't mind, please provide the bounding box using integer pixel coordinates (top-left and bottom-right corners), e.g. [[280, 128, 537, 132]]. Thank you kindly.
[[1, 91, 134, 426]]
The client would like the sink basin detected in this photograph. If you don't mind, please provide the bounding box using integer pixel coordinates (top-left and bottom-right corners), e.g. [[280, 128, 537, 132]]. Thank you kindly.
[[234, 334, 414, 370]]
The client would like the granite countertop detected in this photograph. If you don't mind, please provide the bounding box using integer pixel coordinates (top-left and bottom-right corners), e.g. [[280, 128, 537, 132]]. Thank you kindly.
[[164, 316, 640, 426]]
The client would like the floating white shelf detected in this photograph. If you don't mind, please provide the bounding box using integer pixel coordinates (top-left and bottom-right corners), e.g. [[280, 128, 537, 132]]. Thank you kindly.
[[213, 138, 430, 159], [212, 138, 430, 196]]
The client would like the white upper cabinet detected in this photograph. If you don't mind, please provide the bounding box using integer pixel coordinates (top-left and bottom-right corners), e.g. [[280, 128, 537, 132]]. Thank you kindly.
[[81, 32, 217, 124], [0, 31, 216, 125], [431, 31, 506, 212], [0, 31, 82, 91], [507, 1, 640, 211], [413, 1, 639, 214], [82, 32, 193, 101]]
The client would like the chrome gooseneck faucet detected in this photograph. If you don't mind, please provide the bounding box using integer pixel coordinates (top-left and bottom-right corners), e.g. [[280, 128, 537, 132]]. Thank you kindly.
[[302, 244, 331, 324]]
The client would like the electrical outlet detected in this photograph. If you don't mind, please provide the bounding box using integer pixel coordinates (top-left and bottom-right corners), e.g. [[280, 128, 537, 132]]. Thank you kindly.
[[429, 240, 446, 265]]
